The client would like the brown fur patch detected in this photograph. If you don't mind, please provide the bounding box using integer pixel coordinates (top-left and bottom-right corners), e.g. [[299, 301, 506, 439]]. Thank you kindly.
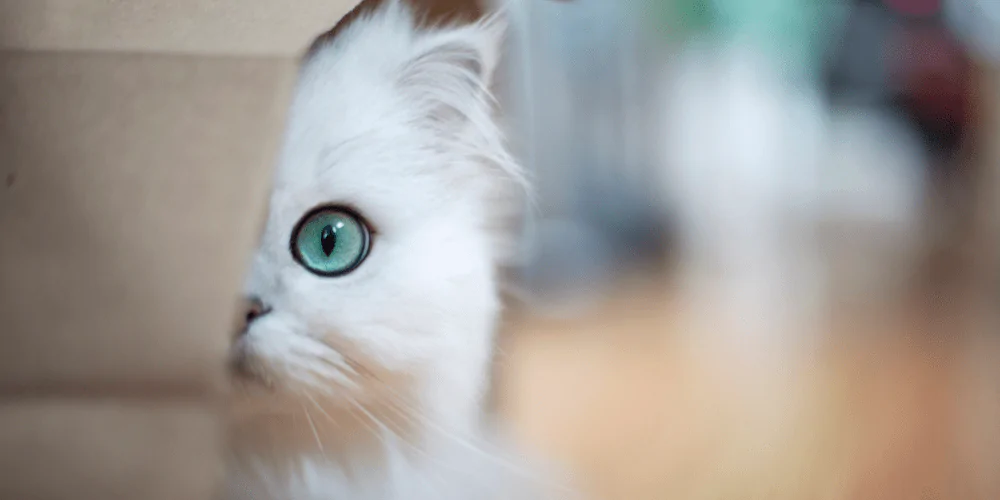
[[305, 0, 486, 60]]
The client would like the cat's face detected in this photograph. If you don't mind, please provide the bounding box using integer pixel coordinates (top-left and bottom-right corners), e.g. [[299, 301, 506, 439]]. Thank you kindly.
[[229, 2, 515, 438]]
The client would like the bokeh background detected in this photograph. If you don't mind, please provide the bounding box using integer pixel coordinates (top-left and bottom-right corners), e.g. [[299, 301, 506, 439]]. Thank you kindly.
[[487, 0, 1000, 498]]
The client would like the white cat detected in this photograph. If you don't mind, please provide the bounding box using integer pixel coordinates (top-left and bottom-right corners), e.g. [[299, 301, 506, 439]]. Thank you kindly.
[[226, 1, 565, 498]]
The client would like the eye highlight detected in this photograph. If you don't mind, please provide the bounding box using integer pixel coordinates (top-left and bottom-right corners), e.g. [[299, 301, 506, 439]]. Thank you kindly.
[[290, 206, 371, 277]]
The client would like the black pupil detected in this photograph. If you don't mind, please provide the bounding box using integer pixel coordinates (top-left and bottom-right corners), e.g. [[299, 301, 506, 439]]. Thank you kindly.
[[320, 224, 336, 256]]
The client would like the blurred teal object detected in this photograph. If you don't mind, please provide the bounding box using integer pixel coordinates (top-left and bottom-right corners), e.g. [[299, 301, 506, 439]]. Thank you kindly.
[[645, 0, 848, 82], [648, 0, 715, 40]]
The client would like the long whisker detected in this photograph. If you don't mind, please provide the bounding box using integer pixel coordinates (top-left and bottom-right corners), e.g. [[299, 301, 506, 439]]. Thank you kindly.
[[375, 387, 524, 469], [292, 349, 570, 493], [349, 395, 469, 495], [303, 388, 390, 451], [301, 391, 342, 431], [300, 402, 326, 457], [375, 382, 570, 492]]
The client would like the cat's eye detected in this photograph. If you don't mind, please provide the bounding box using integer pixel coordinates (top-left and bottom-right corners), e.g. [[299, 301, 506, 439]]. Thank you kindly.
[[290, 206, 371, 277]]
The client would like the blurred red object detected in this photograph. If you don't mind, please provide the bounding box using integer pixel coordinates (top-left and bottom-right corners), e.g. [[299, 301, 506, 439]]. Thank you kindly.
[[891, 24, 973, 126]]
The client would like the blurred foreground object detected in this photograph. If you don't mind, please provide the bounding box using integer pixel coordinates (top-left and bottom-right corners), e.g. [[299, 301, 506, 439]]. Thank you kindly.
[[945, 0, 1000, 300], [0, 1, 360, 498], [499, 0, 668, 312], [654, 0, 933, 353]]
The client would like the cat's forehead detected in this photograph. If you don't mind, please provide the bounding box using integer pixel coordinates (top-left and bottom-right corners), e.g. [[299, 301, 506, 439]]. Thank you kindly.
[[274, 85, 454, 195], [272, 132, 449, 208], [266, 95, 470, 239]]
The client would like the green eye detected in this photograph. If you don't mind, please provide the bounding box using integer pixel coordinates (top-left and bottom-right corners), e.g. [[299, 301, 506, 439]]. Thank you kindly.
[[290, 206, 371, 277]]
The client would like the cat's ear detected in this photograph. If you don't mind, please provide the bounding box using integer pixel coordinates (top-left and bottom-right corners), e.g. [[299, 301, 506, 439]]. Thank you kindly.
[[399, 13, 507, 128]]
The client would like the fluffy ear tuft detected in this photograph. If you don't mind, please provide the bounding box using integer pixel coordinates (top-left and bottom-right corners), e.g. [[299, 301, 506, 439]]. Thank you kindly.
[[413, 12, 505, 84], [398, 12, 507, 128], [465, 12, 507, 88]]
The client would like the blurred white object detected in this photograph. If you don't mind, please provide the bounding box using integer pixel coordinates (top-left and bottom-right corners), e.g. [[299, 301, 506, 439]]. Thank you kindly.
[[818, 107, 928, 310], [658, 41, 928, 347], [945, 0, 1000, 62], [659, 42, 826, 350]]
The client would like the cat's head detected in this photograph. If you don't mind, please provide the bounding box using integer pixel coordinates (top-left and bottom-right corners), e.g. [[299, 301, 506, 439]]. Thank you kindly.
[[229, 0, 519, 445]]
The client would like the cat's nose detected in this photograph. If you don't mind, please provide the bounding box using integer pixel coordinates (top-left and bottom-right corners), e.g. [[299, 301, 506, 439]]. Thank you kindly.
[[235, 295, 271, 338]]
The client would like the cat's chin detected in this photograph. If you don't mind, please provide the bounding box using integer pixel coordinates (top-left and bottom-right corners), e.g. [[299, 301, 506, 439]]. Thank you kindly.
[[226, 349, 425, 465], [227, 378, 425, 486]]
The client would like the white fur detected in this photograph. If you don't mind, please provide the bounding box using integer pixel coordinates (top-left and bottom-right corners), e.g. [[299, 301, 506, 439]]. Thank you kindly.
[[234, 435, 564, 500], [229, 2, 567, 498]]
